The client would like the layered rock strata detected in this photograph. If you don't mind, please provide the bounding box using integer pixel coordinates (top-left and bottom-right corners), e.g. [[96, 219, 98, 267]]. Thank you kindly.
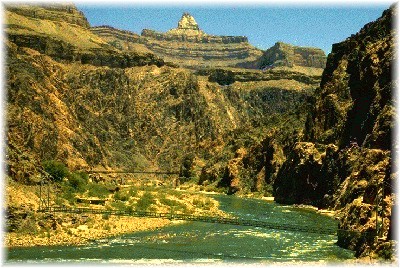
[[138, 13, 263, 68], [5, 4, 165, 69], [6, 4, 90, 28], [259, 42, 327, 69]]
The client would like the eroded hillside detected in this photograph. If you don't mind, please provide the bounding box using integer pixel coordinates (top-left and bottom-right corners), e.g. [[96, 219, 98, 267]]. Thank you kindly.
[[5, 4, 320, 188]]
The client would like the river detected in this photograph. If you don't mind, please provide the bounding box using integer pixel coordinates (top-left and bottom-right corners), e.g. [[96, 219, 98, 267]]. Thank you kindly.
[[6, 194, 355, 264]]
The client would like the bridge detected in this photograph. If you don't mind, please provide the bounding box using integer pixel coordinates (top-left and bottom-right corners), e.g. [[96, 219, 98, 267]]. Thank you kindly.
[[41, 206, 337, 235], [87, 170, 180, 175]]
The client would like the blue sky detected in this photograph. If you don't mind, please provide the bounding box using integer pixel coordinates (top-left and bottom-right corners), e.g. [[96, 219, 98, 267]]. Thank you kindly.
[[77, 3, 391, 54]]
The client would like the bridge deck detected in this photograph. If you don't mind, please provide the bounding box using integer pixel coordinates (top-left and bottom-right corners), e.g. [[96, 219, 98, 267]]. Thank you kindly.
[[41, 206, 337, 235], [87, 170, 179, 175]]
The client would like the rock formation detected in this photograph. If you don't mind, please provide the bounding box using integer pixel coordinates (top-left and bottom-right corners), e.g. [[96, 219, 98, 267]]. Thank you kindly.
[[167, 12, 205, 36], [5, 4, 165, 69], [259, 42, 327, 69], [134, 12, 263, 68], [7, 2, 396, 260], [6, 3, 90, 28], [6, 3, 395, 260], [90, 12, 328, 71], [273, 6, 395, 258], [5, 4, 318, 183]]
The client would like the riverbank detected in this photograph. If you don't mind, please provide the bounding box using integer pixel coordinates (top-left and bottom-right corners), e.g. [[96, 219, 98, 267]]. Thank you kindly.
[[236, 192, 338, 219], [7, 193, 359, 263], [5, 214, 175, 248], [180, 185, 339, 220], [5, 180, 228, 248]]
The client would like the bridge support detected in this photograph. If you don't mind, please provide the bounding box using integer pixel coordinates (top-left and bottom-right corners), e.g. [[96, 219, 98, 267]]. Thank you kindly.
[[38, 174, 51, 212]]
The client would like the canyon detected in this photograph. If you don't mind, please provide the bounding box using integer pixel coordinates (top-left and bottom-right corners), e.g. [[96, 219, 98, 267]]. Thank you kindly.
[[4, 3, 395, 261]]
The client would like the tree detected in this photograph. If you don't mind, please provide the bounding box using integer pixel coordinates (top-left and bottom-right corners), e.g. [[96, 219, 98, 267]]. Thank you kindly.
[[42, 160, 69, 182]]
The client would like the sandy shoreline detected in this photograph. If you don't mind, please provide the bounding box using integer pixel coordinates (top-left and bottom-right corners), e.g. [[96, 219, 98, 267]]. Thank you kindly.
[[5, 214, 174, 248], [5, 187, 336, 249]]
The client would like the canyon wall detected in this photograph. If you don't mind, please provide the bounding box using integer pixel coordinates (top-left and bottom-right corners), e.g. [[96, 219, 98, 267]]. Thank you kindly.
[[272, 6, 395, 258]]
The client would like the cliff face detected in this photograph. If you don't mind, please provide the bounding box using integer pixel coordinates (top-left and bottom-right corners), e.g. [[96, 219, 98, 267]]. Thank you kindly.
[[5, 4, 165, 70], [90, 13, 329, 71], [304, 8, 393, 149], [259, 42, 327, 69], [6, 4, 90, 28], [90, 25, 153, 54], [141, 28, 248, 43], [91, 12, 263, 69], [273, 6, 395, 258]]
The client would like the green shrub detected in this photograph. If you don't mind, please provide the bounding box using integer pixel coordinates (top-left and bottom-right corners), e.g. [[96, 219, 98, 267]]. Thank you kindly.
[[87, 183, 109, 198], [159, 196, 181, 208], [193, 198, 213, 210], [19, 217, 39, 234], [129, 189, 138, 197], [136, 192, 155, 211], [125, 205, 135, 214], [61, 188, 76, 204], [114, 190, 129, 201], [111, 200, 128, 211], [68, 172, 87, 191], [262, 184, 274, 197], [76, 171, 89, 182], [43, 160, 69, 182]]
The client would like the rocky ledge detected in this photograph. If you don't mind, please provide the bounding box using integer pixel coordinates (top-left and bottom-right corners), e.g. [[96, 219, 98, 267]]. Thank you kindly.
[[91, 25, 141, 44], [141, 29, 248, 44], [141, 12, 248, 44]]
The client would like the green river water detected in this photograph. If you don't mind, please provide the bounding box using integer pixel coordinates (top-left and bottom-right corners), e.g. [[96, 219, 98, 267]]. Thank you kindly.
[[6, 194, 355, 264]]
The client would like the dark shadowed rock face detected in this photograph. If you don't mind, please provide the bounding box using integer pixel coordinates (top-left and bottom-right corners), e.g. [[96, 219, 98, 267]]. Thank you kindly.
[[273, 142, 324, 205], [273, 5, 395, 259], [304, 7, 394, 149]]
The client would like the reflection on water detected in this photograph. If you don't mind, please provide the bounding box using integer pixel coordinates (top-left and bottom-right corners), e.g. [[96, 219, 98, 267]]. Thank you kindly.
[[6, 195, 355, 264]]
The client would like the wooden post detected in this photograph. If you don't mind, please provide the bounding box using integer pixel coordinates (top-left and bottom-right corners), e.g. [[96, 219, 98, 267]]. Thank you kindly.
[[375, 186, 379, 237], [47, 178, 50, 209], [381, 185, 385, 237], [39, 178, 42, 211]]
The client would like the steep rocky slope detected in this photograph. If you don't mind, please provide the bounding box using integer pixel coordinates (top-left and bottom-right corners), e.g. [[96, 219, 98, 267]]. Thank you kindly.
[[5, 4, 165, 69], [6, 4, 90, 28], [5, 4, 319, 188], [272, 6, 395, 259]]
